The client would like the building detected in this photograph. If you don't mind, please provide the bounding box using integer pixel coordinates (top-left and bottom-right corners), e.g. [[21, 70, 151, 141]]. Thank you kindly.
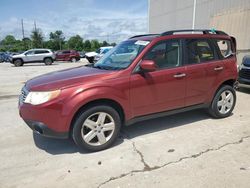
[[149, 0, 250, 63]]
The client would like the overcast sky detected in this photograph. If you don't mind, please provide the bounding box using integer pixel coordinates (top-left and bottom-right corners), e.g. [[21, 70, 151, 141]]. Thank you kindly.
[[0, 0, 148, 42]]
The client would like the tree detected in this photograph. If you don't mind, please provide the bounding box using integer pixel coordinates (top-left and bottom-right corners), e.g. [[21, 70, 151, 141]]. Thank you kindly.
[[67, 35, 84, 51], [49, 30, 65, 50], [31, 29, 44, 48], [22, 37, 32, 50], [1, 35, 16, 45], [90, 39, 100, 51], [83, 40, 91, 51], [101, 41, 109, 47]]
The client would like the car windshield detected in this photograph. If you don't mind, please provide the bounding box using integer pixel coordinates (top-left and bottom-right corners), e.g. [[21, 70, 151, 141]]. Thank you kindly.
[[93, 40, 150, 70]]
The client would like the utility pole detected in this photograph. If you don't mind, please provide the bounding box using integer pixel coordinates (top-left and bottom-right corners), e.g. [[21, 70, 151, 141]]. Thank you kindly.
[[34, 20, 37, 31], [21, 19, 25, 39], [192, 0, 197, 29]]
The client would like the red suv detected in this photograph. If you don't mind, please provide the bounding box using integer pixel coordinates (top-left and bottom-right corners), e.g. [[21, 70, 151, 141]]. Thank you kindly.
[[19, 29, 238, 151], [55, 50, 80, 62]]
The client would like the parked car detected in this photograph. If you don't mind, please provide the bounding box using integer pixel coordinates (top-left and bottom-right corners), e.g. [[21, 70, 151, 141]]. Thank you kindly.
[[238, 55, 250, 85], [55, 50, 80, 62], [0, 52, 12, 62], [0, 53, 5, 63], [78, 51, 86, 58], [85, 46, 113, 63], [11, 49, 55, 66], [19, 29, 237, 151]]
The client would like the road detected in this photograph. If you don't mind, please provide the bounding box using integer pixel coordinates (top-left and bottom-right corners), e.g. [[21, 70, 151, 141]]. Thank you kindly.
[[0, 61, 250, 188]]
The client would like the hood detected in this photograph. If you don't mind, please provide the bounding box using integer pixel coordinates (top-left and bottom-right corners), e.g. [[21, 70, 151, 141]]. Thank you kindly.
[[25, 66, 114, 91], [12, 53, 24, 58], [85, 51, 98, 57]]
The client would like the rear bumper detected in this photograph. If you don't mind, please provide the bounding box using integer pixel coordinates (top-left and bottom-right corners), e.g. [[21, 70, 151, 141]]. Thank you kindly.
[[24, 120, 68, 139]]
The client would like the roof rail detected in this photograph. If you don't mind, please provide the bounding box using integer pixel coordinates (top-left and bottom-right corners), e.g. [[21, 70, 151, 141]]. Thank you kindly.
[[160, 29, 228, 36], [129, 34, 159, 39]]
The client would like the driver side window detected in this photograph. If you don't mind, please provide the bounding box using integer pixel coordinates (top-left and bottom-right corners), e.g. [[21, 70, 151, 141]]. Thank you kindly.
[[143, 40, 181, 69], [25, 51, 34, 55]]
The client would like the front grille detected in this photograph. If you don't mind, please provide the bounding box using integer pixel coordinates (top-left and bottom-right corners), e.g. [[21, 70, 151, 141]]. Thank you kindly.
[[20, 86, 29, 103], [239, 69, 250, 80]]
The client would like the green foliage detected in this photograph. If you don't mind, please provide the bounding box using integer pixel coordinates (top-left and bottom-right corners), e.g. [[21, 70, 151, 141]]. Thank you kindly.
[[31, 29, 44, 48], [90, 40, 101, 51], [0, 28, 115, 53], [49, 30, 65, 50], [67, 35, 84, 51], [83, 40, 91, 52]]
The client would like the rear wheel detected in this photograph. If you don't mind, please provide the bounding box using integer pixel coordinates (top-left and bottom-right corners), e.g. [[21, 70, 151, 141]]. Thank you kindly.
[[44, 58, 53, 65], [71, 57, 77, 62], [208, 85, 236, 118], [72, 105, 121, 151], [13, 59, 23, 67]]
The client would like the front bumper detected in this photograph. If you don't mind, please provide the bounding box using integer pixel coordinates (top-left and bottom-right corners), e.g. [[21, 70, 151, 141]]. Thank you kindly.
[[24, 120, 68, 138], [238, 77, 250, 85], [19, 88, 70, 139]]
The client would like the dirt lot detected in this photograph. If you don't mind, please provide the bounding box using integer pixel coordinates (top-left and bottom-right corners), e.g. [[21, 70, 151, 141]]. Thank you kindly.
[[0, 61, 250, 188]]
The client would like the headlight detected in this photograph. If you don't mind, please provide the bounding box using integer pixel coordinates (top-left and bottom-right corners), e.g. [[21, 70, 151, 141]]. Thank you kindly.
[[24, 90, 61, 105]]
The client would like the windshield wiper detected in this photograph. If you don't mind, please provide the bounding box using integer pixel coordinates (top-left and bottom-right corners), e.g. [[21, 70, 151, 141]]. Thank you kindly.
[[93, 65, 110, 70]]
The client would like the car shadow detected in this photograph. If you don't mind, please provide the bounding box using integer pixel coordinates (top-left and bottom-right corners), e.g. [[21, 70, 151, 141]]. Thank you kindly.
[[237, 85, 250, 94], [33, 109, 210, 155], [11, 63, 59, 67]]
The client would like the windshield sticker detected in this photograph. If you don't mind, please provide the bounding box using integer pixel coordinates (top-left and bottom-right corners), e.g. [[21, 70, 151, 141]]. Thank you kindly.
[[135, 40, 150, 46]]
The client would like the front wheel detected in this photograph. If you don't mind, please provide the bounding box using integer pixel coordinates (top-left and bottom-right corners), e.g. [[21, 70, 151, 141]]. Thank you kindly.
[[208, 85, 236, 118], [13, 59, 23, 67], [72, 105, 121, 151]]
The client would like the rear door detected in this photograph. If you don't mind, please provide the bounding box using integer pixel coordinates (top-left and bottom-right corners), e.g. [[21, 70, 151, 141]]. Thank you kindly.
[[62, 50, 71, 61], [34, 50, 49, 61], [184, 38, 224, 106], [130, 39, 186, 117]]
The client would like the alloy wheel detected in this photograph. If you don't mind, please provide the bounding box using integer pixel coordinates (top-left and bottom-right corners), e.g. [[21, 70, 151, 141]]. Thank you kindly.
[[81, 112, 115, 146], [217, 90, 234, 114]]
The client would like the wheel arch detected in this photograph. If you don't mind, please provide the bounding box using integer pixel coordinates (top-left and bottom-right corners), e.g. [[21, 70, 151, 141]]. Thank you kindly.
[[208, 78, 237, 104], [43, 56, 53, 62], [13, 58, 23, 62], [69, 98, 125, 136]]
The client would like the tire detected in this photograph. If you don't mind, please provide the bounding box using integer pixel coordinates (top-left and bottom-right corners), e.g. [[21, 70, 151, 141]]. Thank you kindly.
[[86, 56, 94, 63], [44, 58, 53, 65], [71, 57, 77, 63], [13, 59, 23, 67], [208, 85, 236, 118], [72, 105, 121, 152]]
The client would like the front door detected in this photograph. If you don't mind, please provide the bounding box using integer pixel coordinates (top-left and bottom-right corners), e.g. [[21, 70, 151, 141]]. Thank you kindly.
[[130, 39, 186, 117]]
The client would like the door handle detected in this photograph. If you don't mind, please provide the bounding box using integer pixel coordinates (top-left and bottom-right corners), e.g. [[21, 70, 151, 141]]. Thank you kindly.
[[214, 66, 224, 71], [173, 73, 186, 78]]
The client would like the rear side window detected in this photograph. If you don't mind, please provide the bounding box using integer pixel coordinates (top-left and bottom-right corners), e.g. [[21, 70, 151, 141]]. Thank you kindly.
[[143, 39, 181, 69], [62, 51, 70, 54], [35, 50, 49, 54], [214, 39, 233, 59], [185, 39, 215, 64]]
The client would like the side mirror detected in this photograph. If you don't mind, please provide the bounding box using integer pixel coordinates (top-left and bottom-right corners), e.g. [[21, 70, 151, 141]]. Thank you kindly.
[[140, 60, 157, 72]]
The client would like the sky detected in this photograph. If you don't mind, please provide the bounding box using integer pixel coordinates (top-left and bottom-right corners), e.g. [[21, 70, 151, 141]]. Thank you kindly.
[[0, 0, 148, 43]]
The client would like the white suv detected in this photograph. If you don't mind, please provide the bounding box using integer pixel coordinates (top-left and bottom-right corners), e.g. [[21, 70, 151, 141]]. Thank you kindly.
[[11, 49, 55, 67]]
